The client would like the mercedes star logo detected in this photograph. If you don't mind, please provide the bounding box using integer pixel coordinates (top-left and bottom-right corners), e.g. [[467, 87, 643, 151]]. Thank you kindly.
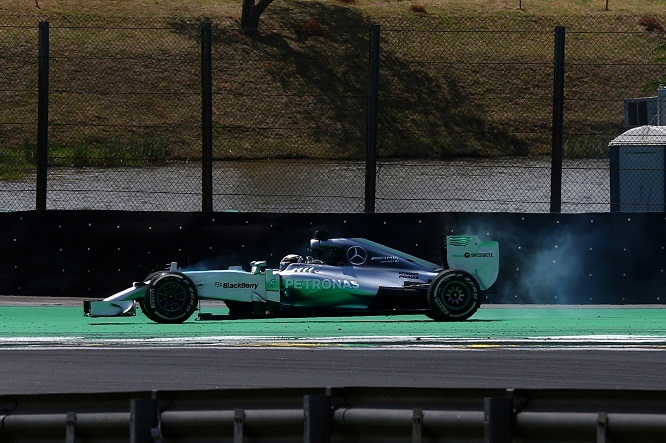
[[347, 246, 367, 265]]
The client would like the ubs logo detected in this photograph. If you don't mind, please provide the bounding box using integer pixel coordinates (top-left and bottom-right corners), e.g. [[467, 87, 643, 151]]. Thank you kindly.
[[464, 252, 493, 258], [347, 246, 368, 265]]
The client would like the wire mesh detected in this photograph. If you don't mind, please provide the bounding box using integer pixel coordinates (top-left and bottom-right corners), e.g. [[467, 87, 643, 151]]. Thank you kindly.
[[0, 19, 38, 209], [562, 18, 666, 212], [377, 16, 555, 212], [0, 14, 664, 212]]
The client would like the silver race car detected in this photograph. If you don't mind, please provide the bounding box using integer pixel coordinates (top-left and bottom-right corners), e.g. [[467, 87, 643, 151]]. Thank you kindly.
[[84, 231, 499, 323]]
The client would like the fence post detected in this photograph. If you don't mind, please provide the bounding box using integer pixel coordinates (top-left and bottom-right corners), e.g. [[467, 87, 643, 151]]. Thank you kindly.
[[130, 398, 160, 443], [201, 22, 214, 212], [65, 411, 76, 443], [304, 394, 331, 443], [609, 145, 619, 211], [234, 409, 245, 443], [36, 21, 49, 210], [484, 396, 513, 443], [550, 25, 565, 213], [365, 24, 380, 213]]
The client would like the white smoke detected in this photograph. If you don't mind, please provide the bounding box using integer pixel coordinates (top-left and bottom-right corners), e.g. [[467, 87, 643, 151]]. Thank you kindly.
[[452, 220, 587, 304], [511, 232, 583, 304]]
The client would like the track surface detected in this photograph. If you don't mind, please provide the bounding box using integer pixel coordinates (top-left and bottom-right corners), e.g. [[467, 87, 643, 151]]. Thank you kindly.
[[1, 300, 666, 394]]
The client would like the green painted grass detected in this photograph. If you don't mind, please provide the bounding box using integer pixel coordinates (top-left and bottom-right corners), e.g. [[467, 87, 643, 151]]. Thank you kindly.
[[1, 305, 664, 341]]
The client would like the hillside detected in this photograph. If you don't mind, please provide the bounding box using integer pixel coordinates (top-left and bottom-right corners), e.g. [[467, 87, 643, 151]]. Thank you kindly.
[[2, 0, 665, 17], [0, 0, 665, 177]]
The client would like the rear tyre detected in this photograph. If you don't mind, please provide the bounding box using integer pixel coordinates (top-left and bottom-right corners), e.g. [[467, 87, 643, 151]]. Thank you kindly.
[[143, 272, 198, 324], [427, 270, 480, 321]]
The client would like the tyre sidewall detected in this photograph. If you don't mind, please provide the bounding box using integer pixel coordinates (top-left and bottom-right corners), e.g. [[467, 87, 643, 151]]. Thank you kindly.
[[428, 270, 480, 320], [139, 272, 166, 323], [145, 272, 197, 323], [139, 301, 162, 323]]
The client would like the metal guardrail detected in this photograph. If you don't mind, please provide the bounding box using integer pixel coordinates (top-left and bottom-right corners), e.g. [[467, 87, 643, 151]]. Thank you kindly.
[[2, 387, 666, 442]]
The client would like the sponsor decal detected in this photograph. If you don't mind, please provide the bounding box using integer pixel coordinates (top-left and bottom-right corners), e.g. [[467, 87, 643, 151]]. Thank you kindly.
[[371, 256, 400, 264], [149, 288, 156, 309], [219, 282, 260, 290], [347, 246, 368, 265], [434, 295, 450, 315], [464, 252, 494, 258], [399, 272, 420, 279], [284, 278, 360, 290]]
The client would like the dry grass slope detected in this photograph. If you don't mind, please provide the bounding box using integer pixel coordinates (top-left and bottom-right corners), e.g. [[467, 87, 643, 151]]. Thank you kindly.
[[0, 0, 664, 175]]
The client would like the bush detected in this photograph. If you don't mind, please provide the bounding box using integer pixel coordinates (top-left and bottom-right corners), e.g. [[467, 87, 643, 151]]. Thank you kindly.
[[19, 133, 172, 169]]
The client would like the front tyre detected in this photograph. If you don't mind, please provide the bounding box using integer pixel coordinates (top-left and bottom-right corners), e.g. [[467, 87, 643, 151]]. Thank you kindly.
[[143, 272, 198, 324], [427, 270, 480, 321], [139, 271, 166, 323]]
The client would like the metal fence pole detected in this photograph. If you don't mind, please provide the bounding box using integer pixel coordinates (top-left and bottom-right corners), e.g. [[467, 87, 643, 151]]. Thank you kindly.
[[234, 409, 244, 443], [130, 398, 159, 443], [201, 22, 214, 212], [304, 394, 331, 443], [412, 409, 423, 443], [65, 412, 76, 443], [365, 24, 380, 213], [609, 145, 619, 212], [36, 21, 49, 210], [550, 25, 565, 213], [484, 397, 513, 443]]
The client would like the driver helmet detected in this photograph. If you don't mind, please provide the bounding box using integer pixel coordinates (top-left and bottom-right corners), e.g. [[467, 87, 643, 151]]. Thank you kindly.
[[279, 254, 304, 270]]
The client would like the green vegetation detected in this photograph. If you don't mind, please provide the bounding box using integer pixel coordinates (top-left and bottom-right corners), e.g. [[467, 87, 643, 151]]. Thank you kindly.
[[650, 40, 666, 91], [0, 0, 664, 181], [21, 134, 172, 168], [563, 134, 610, 159], [0, 146, 31, 181], [1, 133, 171, 180]]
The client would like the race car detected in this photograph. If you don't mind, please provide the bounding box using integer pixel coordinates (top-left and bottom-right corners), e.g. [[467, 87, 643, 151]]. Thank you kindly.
[[84, 231, 499, 323]]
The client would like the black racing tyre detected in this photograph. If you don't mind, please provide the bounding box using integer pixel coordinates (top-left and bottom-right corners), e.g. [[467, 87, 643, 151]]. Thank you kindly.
[[139, 301, 162, 323], [139, 271, 167, 323], [142, 272, 198, 324], [139, 299, 160, 323], [427, 270, 481, 321]]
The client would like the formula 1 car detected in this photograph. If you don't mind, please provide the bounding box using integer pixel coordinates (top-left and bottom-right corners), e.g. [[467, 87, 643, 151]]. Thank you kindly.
[[84, 232, 499, 323]]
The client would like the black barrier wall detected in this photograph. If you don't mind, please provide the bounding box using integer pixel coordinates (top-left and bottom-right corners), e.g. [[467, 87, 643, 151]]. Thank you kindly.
[[1, 211, 664, 304]]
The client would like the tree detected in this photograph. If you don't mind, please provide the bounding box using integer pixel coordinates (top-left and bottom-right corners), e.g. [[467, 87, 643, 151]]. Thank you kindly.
[[241, 0, 275, 35]]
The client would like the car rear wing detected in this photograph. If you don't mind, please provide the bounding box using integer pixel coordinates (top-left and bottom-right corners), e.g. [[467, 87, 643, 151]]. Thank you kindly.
[[446, 235, 499, 290]]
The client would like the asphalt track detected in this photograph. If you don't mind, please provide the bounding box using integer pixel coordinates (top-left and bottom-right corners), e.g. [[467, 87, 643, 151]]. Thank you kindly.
[[1, 299, 666, 394]]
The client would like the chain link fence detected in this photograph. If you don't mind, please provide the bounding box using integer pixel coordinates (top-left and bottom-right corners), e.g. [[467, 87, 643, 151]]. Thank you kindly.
[[563, 17, 666, 213], [0, 21, 38, 205], [0, 14, 664, 212]]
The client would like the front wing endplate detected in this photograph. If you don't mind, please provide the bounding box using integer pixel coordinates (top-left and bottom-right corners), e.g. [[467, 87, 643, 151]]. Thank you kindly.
[[84, 300, 137, 317]]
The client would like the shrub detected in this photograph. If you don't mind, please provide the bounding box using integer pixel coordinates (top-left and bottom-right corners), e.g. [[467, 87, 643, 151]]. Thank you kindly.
[[637, 16, 664, 33], [296, 18, 324, 41], [19, 134, 172, 168], [410, 4, 427, 14]]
